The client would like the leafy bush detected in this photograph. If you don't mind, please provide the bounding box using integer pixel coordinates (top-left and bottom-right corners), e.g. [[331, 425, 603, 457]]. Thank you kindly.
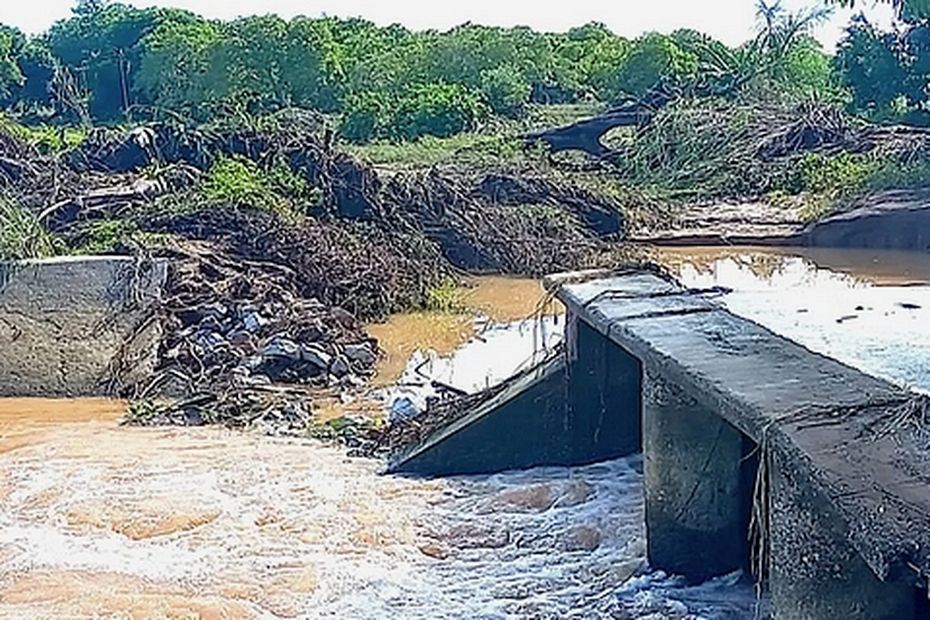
[[868, 158, 930, 189], [480, 65, 531, 116], [340, 93, 392, 144], [613, 33, 697, 99], [793, 152, 878, 196], [393, 83, 488, 141], [201, 156, 290, 216]]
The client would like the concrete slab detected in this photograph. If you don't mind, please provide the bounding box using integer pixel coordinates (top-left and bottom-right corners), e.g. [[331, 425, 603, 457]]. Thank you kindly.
[[389, 329, 643, 477], [557, 273, 930, 586], [0, 256, 167, 397]]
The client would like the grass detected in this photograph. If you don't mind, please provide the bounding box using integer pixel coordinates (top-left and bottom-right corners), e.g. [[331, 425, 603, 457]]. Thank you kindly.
[[0, 114, 86, 155], [0, 197, 60, 260], [348, 132, 524, 170], [785, 152, 930, 221], [346, 103, 599, 171], [424, 278, 466, 313], [200, 156, 304, 221]]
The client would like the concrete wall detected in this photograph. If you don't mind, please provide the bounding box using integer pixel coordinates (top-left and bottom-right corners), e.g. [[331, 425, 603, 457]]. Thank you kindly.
[[0, 256, 166, 397], [389, 323, 643, 477]]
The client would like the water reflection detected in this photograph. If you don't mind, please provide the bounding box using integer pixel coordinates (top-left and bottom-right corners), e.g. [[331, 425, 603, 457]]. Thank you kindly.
[[660, 247, 930, 393]]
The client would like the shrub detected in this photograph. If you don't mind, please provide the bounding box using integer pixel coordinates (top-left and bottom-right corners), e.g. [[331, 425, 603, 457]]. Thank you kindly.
[[614, 33, 697, 99], [793, 152, 877, 196], [393, 83, 488, 141], [479, 65, 531, 116], [201, 155, 287, 214], [340, 93, 392, 144]]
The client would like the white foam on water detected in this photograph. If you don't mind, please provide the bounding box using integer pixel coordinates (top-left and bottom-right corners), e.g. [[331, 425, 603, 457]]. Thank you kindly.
[[5, 250, 928, 617]]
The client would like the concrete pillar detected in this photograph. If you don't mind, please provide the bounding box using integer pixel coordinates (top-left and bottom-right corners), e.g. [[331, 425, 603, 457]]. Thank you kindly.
[[769, 452, 915, 620], [643, 370, 749, 582], [566, 315, 642, 461]]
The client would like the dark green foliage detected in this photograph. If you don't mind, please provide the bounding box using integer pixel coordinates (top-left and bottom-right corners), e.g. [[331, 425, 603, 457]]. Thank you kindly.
[[340, 94, 391, 143], [0, 2, 926, 142], [614, 33, 697, 99], [834, 17, 911, 116], [0, 196, 60, 260], [0, 7, 843, 135], [480, 65, 531, 116], [0, 28, 24, 98], [394, 83, 487, 140]]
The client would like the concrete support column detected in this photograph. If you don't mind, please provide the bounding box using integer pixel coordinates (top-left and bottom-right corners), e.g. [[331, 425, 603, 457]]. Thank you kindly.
[[566, 315, 642, 461], [769, 453, 915, 620], [643, 370, 749, 582]]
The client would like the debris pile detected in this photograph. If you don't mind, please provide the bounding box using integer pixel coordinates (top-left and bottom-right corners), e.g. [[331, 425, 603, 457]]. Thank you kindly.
[[123, 235, 383, 434], [0, 110, 635, 436]]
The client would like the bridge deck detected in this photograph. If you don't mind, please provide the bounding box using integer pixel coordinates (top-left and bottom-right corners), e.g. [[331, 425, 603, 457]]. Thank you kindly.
[[553, 272, 930, 584]]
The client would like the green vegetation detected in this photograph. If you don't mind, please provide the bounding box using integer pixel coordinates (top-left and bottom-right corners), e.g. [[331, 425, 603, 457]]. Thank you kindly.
[[200, 156, 296, 219], [0, 114, 85, 153], [1, 0, 930, 242], [0, 198, 59, 260], [0, 0, 842, 142]]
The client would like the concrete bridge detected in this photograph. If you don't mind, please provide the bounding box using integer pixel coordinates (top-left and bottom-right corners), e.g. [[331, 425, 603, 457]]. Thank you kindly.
[[391, 270, 930, 619]]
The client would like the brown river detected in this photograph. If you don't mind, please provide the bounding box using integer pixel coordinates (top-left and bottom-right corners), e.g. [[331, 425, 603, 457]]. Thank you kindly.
[[2, 248, 930, 619]]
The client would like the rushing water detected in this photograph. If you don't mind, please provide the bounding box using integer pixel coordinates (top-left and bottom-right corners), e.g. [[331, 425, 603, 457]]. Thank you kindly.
[[2, 253, 930, 619]]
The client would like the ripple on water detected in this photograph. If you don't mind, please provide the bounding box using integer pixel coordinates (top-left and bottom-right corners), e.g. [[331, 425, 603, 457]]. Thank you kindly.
[[0, 414, 670, 619]]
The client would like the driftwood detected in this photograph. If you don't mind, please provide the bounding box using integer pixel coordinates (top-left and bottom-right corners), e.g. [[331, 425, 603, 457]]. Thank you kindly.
[[39, 178, 165, 230], [525, 89, 674, 158]]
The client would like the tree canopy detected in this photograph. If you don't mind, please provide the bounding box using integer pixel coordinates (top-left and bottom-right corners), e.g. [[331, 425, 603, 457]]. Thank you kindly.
[[0, 1, 922, 140]]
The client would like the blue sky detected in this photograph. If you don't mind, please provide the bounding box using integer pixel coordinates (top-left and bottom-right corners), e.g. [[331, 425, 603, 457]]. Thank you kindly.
[[0, 0, 895, 50]]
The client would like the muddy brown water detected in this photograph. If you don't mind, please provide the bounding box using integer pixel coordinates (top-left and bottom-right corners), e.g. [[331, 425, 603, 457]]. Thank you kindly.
[[2, 251, 930, 618]]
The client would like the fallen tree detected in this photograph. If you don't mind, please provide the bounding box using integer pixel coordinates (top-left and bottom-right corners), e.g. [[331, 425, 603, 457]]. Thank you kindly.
[[524, 89, 673, 158]]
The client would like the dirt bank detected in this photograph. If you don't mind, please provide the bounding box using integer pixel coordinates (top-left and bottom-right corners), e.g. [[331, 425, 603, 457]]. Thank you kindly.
[[633, 190, 930, 252]]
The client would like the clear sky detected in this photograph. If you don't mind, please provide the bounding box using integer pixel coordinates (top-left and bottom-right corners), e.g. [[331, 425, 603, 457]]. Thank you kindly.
[[0, 0, 895, 51]]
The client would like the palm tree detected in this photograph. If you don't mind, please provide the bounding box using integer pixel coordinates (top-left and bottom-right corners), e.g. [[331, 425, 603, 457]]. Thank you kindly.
[[828, 0, 908, 19]]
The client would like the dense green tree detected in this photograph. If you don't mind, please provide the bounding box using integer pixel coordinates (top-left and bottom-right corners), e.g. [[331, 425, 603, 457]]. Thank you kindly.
[[137, 19, 220, 115], [614, 33, 698, 99], [394, 83, 487, 140], [73, 0, 109, 16], [479, 65, 531, 115], [46, 4, 167, 119], [834, 17, 909, 113], [2, 4, 929, 139]]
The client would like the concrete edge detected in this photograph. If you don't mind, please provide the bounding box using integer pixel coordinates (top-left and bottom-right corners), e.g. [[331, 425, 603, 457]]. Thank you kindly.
[[387, 353, 566, 473]]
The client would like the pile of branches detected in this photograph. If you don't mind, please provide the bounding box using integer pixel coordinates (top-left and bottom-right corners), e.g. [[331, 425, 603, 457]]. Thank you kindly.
[[383, 168, 632, 275], [756, 102, 858, 160], [528, 97, 930, 202], [1, 110, 639, 437], [141, 205, 446, 322]]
